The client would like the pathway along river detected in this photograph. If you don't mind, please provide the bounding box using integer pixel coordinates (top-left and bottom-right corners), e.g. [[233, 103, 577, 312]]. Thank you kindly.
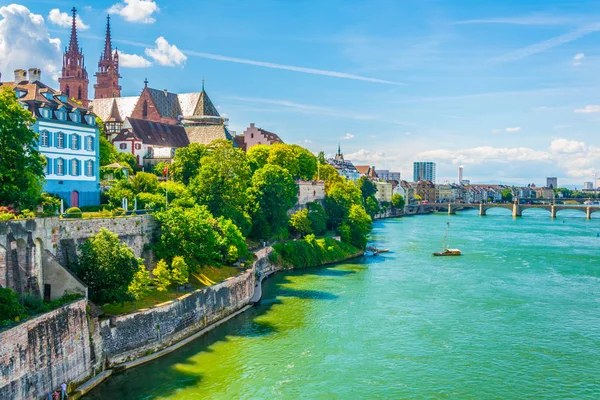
[[86, 209, 600, 399]]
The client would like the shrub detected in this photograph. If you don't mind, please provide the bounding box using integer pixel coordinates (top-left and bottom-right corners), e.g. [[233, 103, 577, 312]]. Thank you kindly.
[[17, 209, 35, 219], [171, 256, 189, 286], [65, 207, 82, 218], [0, 212, 15, 221], [128, 263, 152, 300], [272, 236, 360, 269], [152, 260, 171, 292]]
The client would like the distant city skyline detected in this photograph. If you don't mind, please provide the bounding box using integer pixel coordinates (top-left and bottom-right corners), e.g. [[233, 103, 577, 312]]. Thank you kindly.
[[2, 1, 600, 184]]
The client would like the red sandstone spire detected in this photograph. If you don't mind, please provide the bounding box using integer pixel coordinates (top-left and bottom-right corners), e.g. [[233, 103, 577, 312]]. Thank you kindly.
[[59, 7, 89, 107], [94, 15, 121, 99]]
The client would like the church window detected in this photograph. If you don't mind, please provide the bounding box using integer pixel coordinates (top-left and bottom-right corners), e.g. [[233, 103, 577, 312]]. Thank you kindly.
[[77, 87, 82, 100], [142, 100, 148, 118], [65, 86, 70, 97]]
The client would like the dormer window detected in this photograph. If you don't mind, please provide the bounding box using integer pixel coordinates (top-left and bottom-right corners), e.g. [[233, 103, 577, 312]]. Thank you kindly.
[[59, 95, 67, 103], [69, 112, 81, 123], [40, 108, 51, 119], [85, 115, 95, 126], [55, 110, 66, 121], [42, 92, 54, 101], [15, 89, 26, 98]]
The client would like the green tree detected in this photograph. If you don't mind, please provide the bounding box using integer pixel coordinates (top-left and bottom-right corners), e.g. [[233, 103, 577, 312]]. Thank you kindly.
[[307, 201, 327, 235], [391, 193, 406, 209], [346, 204, 372, 249], [152, 161, 168, 177], [170, 143, 208, 185], [315, 164, 343, 189], [365, 195, 380, 218], [247, 164, 298, 239], [357, 176, 377, 202], [130, 172, 159, 194], [99, 136, 118, 166], [501, 189, 513, 203], [267, 144, 299, 177], [289, 209, 312, 237], [159, 180, 195, 208], [317, 151, 326, 165], [189, 141, 252, 235], [0, 87, 45, 208], [153, 205, 222, 268], [128, 263, 152, 300], [152, 260, 172, 292], [216, 217, 249, 263], [116, 152, 140, 173], [74, 228, 140, 304], [291, 145, 318, 180], [0, 287, 26, 323], [171, 256, 189, 286], [246, 144, 271, 173], [324, 180, 362, 227]]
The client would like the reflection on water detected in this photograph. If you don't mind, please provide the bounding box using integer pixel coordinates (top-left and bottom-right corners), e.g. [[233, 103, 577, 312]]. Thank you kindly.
[[86, 212, 600, 399]]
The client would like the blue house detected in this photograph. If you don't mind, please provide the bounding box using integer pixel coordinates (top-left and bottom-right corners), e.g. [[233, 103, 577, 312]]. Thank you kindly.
[[1, 69, 101, 207]]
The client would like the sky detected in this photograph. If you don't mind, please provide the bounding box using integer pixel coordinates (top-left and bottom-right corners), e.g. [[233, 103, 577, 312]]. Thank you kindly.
[[2, 0, 600, 186]]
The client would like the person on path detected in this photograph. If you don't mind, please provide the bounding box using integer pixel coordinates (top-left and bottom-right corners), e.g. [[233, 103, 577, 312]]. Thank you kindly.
[[60, 382, 68, 399], [52, 390, 59, 400]]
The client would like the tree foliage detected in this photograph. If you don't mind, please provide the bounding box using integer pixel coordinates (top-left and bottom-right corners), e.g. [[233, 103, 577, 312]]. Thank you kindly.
[[0, 87, 45, 208], [171, 256, 189, 286], [357, 177, 377, 202], [116, 152, 140, 173], [170, 143, 208, 185], [307, 201, 327, 236], [344, 204, 372, 249], [75, 228, 140, 304], [246, 144, 271, 173], [501, 189, 513, 202], [152, 260, 172, 292], [324, 179, 362, 225], [247, 164, 298, 239], [289, 209, 312, 237], [391, 193, 405, 209], [365, 195, 380, 218], [128, 263, 152, 300], [0, 287, 26, 323], [100, 136, 118, 166]]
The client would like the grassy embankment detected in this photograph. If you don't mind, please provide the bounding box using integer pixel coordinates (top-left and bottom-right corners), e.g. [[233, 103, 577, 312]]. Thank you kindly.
[[270, 236, 362, 269], [100, 265, 242, 316]]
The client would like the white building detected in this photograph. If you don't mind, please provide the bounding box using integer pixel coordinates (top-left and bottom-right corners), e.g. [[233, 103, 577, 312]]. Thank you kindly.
[[374, 181, 393, 203], [377, 170, 401, 182], [297, 180, 325, 205]]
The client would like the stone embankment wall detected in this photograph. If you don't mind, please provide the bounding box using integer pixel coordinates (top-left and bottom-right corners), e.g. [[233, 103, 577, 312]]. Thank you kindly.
[[100, 268, 255, 365], [0, 299, 92, 400]]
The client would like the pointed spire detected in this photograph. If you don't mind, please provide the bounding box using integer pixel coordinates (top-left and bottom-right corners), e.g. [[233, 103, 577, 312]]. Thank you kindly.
[[202, 77, 205, 91], [103, 15, 113, 61], [144, 78, 148, 88], [338, 143, 341, 156], [68, 7, 79, 54]]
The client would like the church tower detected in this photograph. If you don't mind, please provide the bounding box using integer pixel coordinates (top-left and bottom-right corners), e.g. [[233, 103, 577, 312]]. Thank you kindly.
[[58, 8, 89, 107], [94, 15, 121, 99]]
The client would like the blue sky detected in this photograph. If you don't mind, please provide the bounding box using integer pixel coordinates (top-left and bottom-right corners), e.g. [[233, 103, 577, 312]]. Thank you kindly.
[[2, 0, 600, 186]]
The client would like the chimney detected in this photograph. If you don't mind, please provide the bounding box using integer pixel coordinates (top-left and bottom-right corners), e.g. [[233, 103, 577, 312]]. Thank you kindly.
[[163, 89, 168, 96], [28, 68, 41, 82], [14, 69, 26, 83]]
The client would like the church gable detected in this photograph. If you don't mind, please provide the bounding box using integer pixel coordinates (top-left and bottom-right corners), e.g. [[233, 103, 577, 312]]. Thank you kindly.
[[130, 87, 179, 125]]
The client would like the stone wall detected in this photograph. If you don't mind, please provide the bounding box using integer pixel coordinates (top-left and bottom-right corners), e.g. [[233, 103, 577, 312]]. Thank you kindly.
[[0, 299, 93, 400], [0, 215, 158, 299], [100, 268, 255, 365]]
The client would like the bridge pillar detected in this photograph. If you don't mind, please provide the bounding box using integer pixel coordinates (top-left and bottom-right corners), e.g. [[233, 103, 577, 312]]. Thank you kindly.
[[512, 203, 522, 217], [479, 204, 486, 216], [550, 205, 556, 219], [587, 206, 592, 220], [448, 204, 456, 215]]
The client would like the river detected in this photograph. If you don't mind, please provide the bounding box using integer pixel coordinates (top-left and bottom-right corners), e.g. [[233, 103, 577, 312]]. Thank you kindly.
[[86, 209, 600, 399]]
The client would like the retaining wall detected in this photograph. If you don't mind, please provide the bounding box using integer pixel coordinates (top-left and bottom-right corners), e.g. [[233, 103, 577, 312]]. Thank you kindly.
[[0, 299, 92, 399]]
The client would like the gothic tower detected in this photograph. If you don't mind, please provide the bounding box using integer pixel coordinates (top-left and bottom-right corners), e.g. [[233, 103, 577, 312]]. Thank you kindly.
[[94, 15, 121, 99], [58, 8, 89, 107]]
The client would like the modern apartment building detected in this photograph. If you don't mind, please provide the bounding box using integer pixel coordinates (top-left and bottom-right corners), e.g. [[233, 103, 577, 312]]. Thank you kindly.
[[413, 162, 436, 182]]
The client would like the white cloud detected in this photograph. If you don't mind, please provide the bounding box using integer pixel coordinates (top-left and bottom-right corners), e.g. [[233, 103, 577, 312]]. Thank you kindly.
[[345, 149, 397, 165], [574, 105, 600, 113], [490, 23, 600, 63], [416, 139, 600, 179], [549, 138, 586, 154], [368, 135, 376, 139], [404, 131, 412, 135], [108, 0, 159, 24], [573, 52, 585, 66], [342, 133, 354, 140], [506, 127, 521, 132], [304, 139, 312, 143], [455, 16, 574, 26], [0, 5, 62, 82], [144, 37, 186, 66], [117, 50, 152, 68], [48, 8, 89, 30]]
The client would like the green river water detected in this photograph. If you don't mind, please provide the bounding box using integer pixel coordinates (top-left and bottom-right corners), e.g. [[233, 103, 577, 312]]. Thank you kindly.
[[86, 209, 600, 399]]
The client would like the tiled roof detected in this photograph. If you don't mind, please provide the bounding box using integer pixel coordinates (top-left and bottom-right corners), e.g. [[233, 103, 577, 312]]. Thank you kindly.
[[90, 96, 138, 121], [233, 135, 247, 151], [185, 124, 233, 145], [192, 89, 220, 117], [355, 165, 378, 178], [257, 128, 283, 144], [114, 118, 189, 148], [105, 98, 123, 122], [147, 88, 182, 120]]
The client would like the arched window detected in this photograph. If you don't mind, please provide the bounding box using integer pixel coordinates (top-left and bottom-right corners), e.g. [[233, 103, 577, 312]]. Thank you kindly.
[[56, 132, 65, 148], [71, 159, 79, 176], [40, 131, 49, 147], [251, 133, 254, 139], [65, 86, 70, 97], [77, 87, 82, 100], [56, 158, 64, 175], [86, 160, 93, 176], [142, 100, 148, 118], [119, 143, 127, 150]]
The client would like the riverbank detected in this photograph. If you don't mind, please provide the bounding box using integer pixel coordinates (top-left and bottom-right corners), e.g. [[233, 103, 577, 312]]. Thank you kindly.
[[76, 242, 364, 399]]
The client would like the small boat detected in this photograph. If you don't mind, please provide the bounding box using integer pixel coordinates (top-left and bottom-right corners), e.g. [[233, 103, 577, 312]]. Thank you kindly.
[[364, 250, 376, 257], [433, 248, 461, 256], [433, 222, 461, 257]]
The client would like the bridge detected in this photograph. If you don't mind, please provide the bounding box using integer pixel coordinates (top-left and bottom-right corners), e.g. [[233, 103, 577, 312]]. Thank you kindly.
[[415, 203, 600, 219]]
